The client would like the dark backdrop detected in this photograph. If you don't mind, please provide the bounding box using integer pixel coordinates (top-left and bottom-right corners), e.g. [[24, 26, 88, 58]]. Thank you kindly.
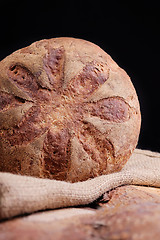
[[0, 1, 159, 151]]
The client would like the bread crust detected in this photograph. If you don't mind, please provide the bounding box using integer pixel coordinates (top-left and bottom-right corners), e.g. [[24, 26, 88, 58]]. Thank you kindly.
[[0, 37, 141, 182]]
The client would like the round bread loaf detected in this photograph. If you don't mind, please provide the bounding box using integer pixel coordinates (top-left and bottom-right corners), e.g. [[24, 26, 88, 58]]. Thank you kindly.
[[0, 37, 141, 182]]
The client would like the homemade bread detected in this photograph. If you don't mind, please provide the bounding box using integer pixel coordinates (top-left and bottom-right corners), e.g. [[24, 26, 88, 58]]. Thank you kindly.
[[0, 37, 141, 182]]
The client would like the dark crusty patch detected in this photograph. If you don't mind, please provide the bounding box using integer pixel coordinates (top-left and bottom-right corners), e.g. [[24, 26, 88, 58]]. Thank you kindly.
[[43, 47, 65, 91], [78, 121, 114, 174], [68, 61, 109, 98], [4, 105, 43, 146], [43, 128, 70, 180], [8, 65, 39, 97], [0, 91, 18, 110], [89, 97, 130, 122]]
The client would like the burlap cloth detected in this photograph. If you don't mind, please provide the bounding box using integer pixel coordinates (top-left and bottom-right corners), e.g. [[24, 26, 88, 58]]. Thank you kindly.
[[0, 148, 160, 220]]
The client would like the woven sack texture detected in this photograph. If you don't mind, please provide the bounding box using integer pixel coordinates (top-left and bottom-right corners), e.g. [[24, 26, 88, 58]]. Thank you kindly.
[[0, 148, 160, 220]]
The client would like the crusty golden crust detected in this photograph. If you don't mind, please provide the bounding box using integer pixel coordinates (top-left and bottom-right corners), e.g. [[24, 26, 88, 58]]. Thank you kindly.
[[0, 37, 141, 182]]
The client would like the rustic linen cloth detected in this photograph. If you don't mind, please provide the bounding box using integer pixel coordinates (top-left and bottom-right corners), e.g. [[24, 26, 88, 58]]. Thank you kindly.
[[0, 148, 160, 220]]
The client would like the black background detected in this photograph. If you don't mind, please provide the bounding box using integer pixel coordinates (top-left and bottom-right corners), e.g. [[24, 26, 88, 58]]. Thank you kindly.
[[0, 1, 159, 152]]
